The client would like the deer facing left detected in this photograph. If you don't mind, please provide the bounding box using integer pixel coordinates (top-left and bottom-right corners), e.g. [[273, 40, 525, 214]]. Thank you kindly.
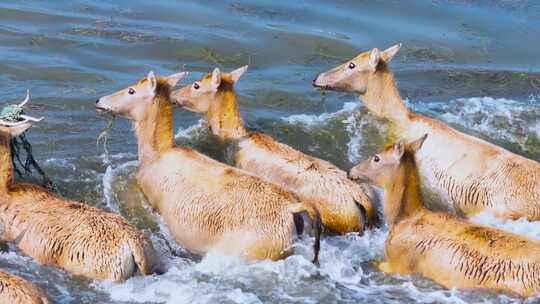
[[96, 71, 321, 263], [0, 92, 161, 281]]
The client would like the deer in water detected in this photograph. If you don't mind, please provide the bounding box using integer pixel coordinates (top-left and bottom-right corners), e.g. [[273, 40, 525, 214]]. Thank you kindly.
[[0, 92, 160, 281], [350, 135, 540, 298], [0, 270, 49, 304], [171, 66, 377, 234], [314, 43, 540, 220], [95, 71, 321, 263]]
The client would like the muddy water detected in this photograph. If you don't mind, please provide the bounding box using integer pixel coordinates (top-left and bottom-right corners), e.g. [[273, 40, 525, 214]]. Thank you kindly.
[[0, 1, 539, 303]]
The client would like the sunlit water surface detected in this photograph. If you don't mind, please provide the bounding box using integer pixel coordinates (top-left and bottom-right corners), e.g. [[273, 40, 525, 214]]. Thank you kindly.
[[0, 1, 539, 303]]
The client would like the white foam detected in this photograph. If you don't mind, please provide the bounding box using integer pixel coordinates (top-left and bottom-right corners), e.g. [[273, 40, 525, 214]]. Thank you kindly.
[[99, 152, 138, 211], [282, 101, 379, 163], [533, 121, 540, 137], [43, 158, 77, 171], [343, 112, 363, 163], [175, 119, 206, 140], [421, 96, 539, 156], [101, 165, 116, 211], [284, 102, 359, 128], [472, 213, 540, 241], [343, 110, 388, 163]]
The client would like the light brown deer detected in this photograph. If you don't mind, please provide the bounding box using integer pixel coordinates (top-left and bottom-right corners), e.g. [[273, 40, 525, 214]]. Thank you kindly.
[[314, 43, 540, 220], [95, 71, 321, 263], [0, 270, 49, 304], [0, 93, 160, 281], [350, 135, 540, 298], [171, 66, 377, 234]]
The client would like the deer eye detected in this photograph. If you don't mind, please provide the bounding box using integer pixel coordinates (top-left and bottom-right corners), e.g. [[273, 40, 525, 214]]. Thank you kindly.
[[193, 83, 200, 90], [373, 155, 380, 163], [348, 62, 356, 69], [128, 88, 135, 95]]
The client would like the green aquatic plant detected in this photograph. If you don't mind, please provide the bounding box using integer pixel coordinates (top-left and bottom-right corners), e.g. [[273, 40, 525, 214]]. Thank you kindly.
[[0, 104, 25, 122], [10, 133, 56, 192], [97, 114, 115, 158], [1, 102, 56, 192], [200, 48, 245, 67]]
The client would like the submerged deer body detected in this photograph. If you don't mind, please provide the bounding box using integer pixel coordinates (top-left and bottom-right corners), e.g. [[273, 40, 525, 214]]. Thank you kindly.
[[171, 67, 376, 234], [314, 44, 540, 220], [0, 93, 159, 282], [96, 71, 321, 262], [350, 136, 540, 298], [0, 270, 49, 304]]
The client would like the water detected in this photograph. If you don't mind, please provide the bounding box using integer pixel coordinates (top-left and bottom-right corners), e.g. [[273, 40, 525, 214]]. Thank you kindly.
[[0, 0, 539, 303]]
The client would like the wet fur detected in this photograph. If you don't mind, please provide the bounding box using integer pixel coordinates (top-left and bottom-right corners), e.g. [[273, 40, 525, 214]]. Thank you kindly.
[[236, 133, 376, 233], [381, 149, 540, 297], [322, 50, 540, 220], [0, 133, 159, 282], [132, 79, 320, 261], [404, 113, 540, 219], [0, 271, 49, 304], [175, 73, 377, 234]]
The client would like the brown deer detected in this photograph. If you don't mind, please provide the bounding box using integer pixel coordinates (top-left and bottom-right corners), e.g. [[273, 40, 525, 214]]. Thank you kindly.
[[95, 71, 321, 263], [0, 93, 160, 281], [349, 135, 540, 298], [314, 43, 540, 220], [171, 66, 377, 234], [0, 270, 49, 304]]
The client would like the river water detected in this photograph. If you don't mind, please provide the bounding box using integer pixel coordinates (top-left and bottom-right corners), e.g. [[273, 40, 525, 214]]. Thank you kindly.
[[0, 1, 539, 303]]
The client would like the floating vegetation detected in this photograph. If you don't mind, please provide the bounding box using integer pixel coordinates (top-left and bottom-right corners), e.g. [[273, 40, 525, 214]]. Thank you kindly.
[[200, 48, 246, 67], [10, 134, 56, 191], [69, 27, 182, 44], [29, 35, 47, 47], [1, 98, 56, 191], [0, 104, 24, 122], [97, 114, 115, 161], [307, 42, 351, 64], [400, 45, 455, 63]]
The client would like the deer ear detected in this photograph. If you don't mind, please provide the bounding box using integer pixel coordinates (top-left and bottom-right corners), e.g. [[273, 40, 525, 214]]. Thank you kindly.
[[409, 133, 428, 153], [382, 43, 402, 62], [165, 72, 188, 88], [147, 71, 158, 93], [230, 65, 248, 83], [392, 139, 405, 160], [368, 48, 381, 71], [210, 68, 221, 91]]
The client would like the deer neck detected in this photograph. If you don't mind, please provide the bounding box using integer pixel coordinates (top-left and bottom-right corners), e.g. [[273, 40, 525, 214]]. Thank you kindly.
[[362, 64, 410, 123], [206, 89, 247, 142], [134, 94, 175, 166], [383, 153, 425, 228], [0, 133, 13, 194]]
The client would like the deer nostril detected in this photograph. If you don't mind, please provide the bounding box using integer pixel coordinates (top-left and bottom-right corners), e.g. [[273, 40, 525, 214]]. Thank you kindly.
[[95, 99, 100, 104]]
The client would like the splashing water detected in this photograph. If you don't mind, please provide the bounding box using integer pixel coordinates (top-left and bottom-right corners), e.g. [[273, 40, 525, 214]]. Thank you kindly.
[[414, 97, 540, 158], [97, 115, 116, 165]]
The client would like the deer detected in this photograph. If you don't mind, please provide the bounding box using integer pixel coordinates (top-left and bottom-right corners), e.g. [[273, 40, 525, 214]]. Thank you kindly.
[[95, 71, 321, 263], [349, 134, 540, 298], [0, 270, 49, 304], [314, 43, 540, 220], [171, 66, 377, 234], [0, 92, 160, 282]]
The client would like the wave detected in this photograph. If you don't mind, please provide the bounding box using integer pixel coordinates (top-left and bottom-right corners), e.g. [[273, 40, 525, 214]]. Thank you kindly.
[[415, 96, 540, 158], [15, 96, 536, 303], [283, 96, 538, 162]]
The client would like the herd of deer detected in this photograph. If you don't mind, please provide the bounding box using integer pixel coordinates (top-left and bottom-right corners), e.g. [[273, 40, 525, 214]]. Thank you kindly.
[[0, 43, 539, 303]]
